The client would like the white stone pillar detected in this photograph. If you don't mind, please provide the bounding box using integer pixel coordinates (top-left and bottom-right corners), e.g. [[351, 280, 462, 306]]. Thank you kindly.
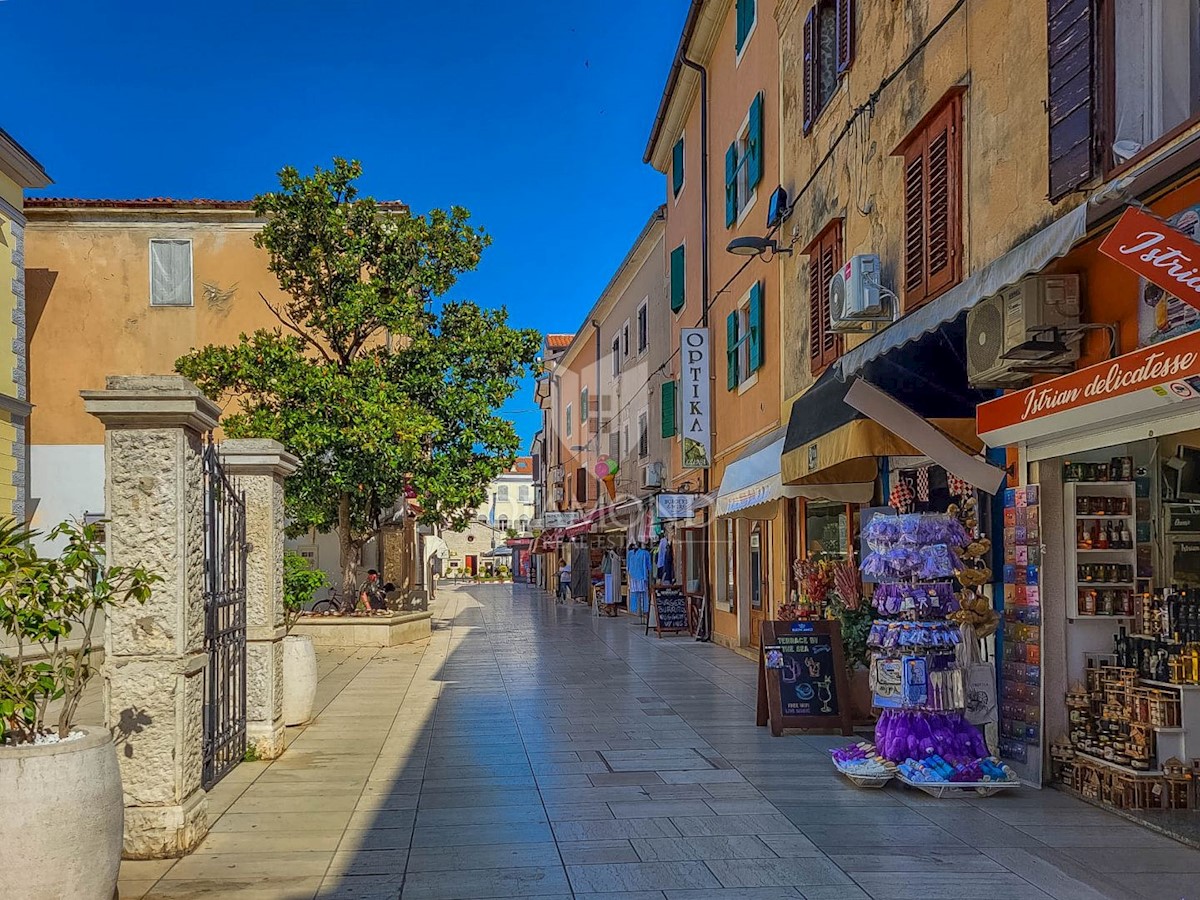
[[82, 375, 219, 860], [219, 439, 299, 760]]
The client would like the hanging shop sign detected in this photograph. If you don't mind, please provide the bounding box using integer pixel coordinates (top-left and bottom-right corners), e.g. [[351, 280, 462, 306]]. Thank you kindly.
[[656, 493, 696, 520], [1135, 205, 1200, 347], [756, 620, 853, 737], [1101, 207, 1200, 320], [543, 511, 582, 528], [680, 328, 712, 469], [977, 329, 1200, 447]]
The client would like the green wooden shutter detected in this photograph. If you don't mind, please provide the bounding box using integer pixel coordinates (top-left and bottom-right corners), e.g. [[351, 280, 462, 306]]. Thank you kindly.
[[726, 311, 740, 390], [748, 281, 764, 373], [672, 138, 685, 197], [747, 92, 764, 191], [670, 244, 686, 312], [725, 143, 738, 226], [736, 0, 756, 52], [661, 380, 677, 438]]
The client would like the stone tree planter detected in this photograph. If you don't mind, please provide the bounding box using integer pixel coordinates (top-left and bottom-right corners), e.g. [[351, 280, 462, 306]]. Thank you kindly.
[[282, 634, 319, 726], [0, 727, 123, 900]]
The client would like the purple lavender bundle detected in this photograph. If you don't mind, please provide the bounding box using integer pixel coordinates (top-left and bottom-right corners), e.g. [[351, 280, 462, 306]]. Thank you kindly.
[[874, 710, 988, 763]]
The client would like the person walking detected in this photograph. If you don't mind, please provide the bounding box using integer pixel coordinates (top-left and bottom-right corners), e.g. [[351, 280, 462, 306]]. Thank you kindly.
[[570, 538, 590, 604], [557, 558, 571, 604]]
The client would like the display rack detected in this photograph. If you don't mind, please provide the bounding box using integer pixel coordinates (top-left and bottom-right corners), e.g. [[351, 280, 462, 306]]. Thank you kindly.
[[1064, 481, 1138, 620]]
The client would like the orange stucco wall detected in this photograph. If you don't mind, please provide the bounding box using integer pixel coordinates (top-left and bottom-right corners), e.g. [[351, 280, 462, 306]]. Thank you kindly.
[[25, 213, 286, 445]]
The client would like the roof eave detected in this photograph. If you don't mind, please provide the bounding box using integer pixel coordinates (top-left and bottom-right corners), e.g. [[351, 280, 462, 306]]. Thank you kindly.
[[0, 129, 51, 190]]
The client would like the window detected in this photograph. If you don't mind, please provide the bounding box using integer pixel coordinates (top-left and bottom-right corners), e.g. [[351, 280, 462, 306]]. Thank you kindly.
[[580, 388, 589, 426], [725, 93, 764, 226], [496, 485, 509, 501], [518, 485, 531, 503], [609, 430, 620, 458], [565, 403, 573, 437], [149, 239, 193, 307], [736, 0, 757, 54], [726, 281, 765, 390], [898, 92, 962, 310], [612, 336, 621, 376], [660, 380, 678, 438], [670, 244, 686, 312], [638, 411, 649, 459], [802, 0, 854, 133], [622, 320, 631, 358], [806, 501, 850, 557], [672, 137, 685, 197], [806, 220, 843, 374], [565, 473, 573, 505], [575, 467, 589, 503], [636, 300, 649, 354], [623, 424, 630, 461], [720, 518, 736, 611], [498, 515, 509, 531], [518, 517, 530, 533]]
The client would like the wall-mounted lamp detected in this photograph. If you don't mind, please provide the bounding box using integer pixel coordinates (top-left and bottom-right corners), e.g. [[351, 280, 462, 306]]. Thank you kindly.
[[726, 235, 792, 259]]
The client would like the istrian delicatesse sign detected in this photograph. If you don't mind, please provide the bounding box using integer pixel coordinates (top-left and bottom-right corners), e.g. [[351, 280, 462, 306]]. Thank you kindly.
[[977, 329, 1200, 447], [1100, 207, 1200, 313]]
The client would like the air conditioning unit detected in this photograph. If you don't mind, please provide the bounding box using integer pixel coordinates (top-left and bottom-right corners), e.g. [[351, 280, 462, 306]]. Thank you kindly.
[[642, 464, 662, 489], [966, 274, 1081, 388], [829, 254, 889, 332]]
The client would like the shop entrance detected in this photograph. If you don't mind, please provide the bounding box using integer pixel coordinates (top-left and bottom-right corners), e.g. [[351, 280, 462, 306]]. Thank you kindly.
[[748, 521, 768, 647]]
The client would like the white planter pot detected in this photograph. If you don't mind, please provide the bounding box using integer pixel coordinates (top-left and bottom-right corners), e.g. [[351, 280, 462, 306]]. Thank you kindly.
[[282, 634, 318, 726], [0, 726, 123, 900]]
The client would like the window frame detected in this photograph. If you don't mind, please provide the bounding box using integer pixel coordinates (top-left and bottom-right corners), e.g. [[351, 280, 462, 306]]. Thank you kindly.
[[518, 485, 531, 503], [734, 116, 757, 223], [670, 242, 687, 313], [894, 90, 964, 312], [637, 410, 649, 460], [672, 136, 685, 198], [148, 238, 194, 308], [622, 319, 631, 359], [496, 484, 509, 502], [565, 402, 573, 438], [805, 218, 845, 376], [736, 0, 758, 61], [611, 336, 621, 377], [802, 0, 855, 134], [580, 387, 589, 427], [498, 515, 509, 531], [636, 298, 649, 355]]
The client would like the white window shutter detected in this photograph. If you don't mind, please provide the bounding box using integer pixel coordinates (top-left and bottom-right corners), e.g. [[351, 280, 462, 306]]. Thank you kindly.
[[150, 239, 193, 307]]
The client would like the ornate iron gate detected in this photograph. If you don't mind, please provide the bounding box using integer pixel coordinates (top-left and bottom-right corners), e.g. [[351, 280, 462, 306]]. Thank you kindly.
[[201, 437, 248, 789]]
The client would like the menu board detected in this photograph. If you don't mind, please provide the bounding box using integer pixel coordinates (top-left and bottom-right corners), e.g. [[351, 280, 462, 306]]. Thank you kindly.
[[999, 484, 1043, 785], [651, 584, 688, 636], [756, 620, 853, 736]]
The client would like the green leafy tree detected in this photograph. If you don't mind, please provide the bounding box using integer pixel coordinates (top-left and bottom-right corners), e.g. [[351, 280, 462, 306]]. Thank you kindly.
[[282, 550, 328, 633], [177, 159, 540, 592]]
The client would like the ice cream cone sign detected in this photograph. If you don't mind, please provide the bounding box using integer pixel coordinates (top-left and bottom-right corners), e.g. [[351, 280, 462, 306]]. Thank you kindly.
[[595, 456, 619, 500]]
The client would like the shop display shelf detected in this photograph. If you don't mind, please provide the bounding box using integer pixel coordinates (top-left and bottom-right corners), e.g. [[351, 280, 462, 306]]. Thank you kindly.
[[1153, 726, 1185, 733], [1072, 750, 1162, 777], [1075, 582, 1136, 589], [895, 771, 1020, 798], [1141, 679, 1200, 691], [1074, 514, 1134, 520], [1070, 613, 1135, 619], [1076, 548, 1136, 554]]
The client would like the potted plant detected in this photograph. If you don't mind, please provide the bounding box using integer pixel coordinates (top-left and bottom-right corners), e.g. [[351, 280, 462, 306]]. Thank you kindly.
[[828, 552, 875, 722], [281, 550, 326, 727], [0, 519, 158, 900]]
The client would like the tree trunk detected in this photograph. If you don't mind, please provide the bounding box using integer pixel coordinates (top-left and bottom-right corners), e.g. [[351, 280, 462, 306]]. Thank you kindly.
[[338, 494, 361, 605]]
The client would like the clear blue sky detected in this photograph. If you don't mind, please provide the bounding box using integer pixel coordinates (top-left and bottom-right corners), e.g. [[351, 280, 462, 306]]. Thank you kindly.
[[3, 0, 687, 451]]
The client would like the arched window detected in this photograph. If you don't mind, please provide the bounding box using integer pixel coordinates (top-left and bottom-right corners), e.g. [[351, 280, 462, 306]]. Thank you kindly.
[[498, 515, 509, 531], [518, 518, 530, 533]]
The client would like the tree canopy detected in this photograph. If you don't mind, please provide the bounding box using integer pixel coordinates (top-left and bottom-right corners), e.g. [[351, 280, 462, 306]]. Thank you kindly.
[[177, 158, 541, 590]]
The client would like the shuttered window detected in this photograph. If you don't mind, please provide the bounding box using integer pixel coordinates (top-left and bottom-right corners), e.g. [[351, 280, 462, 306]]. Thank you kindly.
[[1047, 0, 1095, 201], [898, 93, 962, 310], [726, 311, 741, 390], [672, 138, 685, 197], [747, 281, 764, 374], [638, 412, 649, 459], [736, 0, 757, 53], [670, 244, 686, 312], [149, 239, 193, 307], [725, 93, 765, 226], [803, 0, 854, 134], [661, 380, 677, 438], [575, 468, 588, 503], [806, 220, 843, 375]]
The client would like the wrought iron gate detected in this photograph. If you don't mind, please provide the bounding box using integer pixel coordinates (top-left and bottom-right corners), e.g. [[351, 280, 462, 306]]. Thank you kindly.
[[201, 437, 248, 789]]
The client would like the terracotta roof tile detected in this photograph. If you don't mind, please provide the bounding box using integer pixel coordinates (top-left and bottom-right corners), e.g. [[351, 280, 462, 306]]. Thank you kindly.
[[545, 334, 574, 350], [25, 198, 408, 211]]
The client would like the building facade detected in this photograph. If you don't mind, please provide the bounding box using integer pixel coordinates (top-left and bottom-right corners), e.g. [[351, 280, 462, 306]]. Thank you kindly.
[[645, 0, 786, 649], [0, 130, 49, 525], [440, 457, 535, 576]]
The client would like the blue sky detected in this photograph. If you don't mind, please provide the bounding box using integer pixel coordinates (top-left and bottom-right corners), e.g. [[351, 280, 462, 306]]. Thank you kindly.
[[3, 0, 687, 450]]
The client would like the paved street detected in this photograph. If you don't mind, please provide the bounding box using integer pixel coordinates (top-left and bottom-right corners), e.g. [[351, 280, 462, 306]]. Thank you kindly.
[[118, 582, 1200, 900]]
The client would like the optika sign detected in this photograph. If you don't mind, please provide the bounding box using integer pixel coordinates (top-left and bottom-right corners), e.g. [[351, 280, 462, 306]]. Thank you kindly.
[[1100, 207, 1200, 312], [976, 329, 1200, 440], [680, 328, 712, 469]]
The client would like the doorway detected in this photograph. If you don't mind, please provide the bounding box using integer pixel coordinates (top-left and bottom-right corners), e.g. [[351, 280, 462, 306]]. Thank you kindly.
[[748, 521, 769, 647]]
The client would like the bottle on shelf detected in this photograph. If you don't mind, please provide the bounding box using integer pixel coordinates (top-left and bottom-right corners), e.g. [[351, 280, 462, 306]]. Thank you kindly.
[[1097, 522, 1109, 550], [1121, 521, 1132, 550]]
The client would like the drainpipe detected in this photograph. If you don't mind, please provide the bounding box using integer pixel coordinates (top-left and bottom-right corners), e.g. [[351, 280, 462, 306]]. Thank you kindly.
[[681, 53, 712, 641], [592, 319, 602, 510]]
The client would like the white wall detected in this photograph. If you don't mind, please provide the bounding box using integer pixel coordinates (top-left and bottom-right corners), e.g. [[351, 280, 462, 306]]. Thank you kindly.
[[30, 444, 105, 552]]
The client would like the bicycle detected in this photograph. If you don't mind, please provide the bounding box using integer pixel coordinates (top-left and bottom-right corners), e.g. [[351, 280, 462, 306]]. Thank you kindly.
[[309, 590, 357, 614]]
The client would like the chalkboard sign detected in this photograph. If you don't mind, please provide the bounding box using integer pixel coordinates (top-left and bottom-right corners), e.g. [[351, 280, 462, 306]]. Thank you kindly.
[[650, 584, 688, 637], [756, 620, 852, 736]]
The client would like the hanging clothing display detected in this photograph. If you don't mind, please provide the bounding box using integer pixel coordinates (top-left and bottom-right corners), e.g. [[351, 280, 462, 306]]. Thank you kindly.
[[628, 543, 651, 613], [656, 537, 675, 585], [601, 549, 620, 616]]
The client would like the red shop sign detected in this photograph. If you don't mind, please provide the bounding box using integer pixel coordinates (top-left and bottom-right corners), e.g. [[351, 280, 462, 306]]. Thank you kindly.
[[977, 329, 1200, 445], [1099, 207, 1200, 312]]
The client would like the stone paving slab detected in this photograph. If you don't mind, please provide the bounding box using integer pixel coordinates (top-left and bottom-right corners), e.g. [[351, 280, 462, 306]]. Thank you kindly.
[[118, 583, 1200, 899]]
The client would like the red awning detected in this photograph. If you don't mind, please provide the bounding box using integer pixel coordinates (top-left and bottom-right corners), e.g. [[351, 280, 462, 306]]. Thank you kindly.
[[563, 515, 595, 537], [532, 529, 561, 552]]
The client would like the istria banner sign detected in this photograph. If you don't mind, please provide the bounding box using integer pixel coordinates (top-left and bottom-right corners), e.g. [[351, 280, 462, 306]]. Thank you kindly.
[[680, 328, 712, 469], [1100, 207, 1200, 313]]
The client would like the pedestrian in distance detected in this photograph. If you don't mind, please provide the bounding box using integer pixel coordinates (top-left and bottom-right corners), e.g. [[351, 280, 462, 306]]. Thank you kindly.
[[558, 558, 571, 604], [359, 569, 387, 611]]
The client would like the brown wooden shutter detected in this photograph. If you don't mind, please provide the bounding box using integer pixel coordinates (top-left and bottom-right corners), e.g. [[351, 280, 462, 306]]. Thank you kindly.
[[820, 240, 838, 366], [1047, 0, 1096, 201], [924, 101, 960, 298], [903, 149, 926, 303], [836, 0, 854, 73], [808, 256, 824, 370], [803, 7, 816, 134], [807, 221, 844, 375]]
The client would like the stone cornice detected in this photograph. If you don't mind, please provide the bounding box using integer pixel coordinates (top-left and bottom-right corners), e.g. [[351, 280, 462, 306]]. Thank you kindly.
[[81, 376, 221, 433], [219, 438, 301, 478]]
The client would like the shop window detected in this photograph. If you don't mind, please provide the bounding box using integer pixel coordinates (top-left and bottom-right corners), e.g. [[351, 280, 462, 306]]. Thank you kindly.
[[749, 522, 765, 612], [683, 527, 707, 595], [898, 92, 963, 310], [806, 219, 843, 374], [806, 501, 850, 558], [718, 518, 737, 611]]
